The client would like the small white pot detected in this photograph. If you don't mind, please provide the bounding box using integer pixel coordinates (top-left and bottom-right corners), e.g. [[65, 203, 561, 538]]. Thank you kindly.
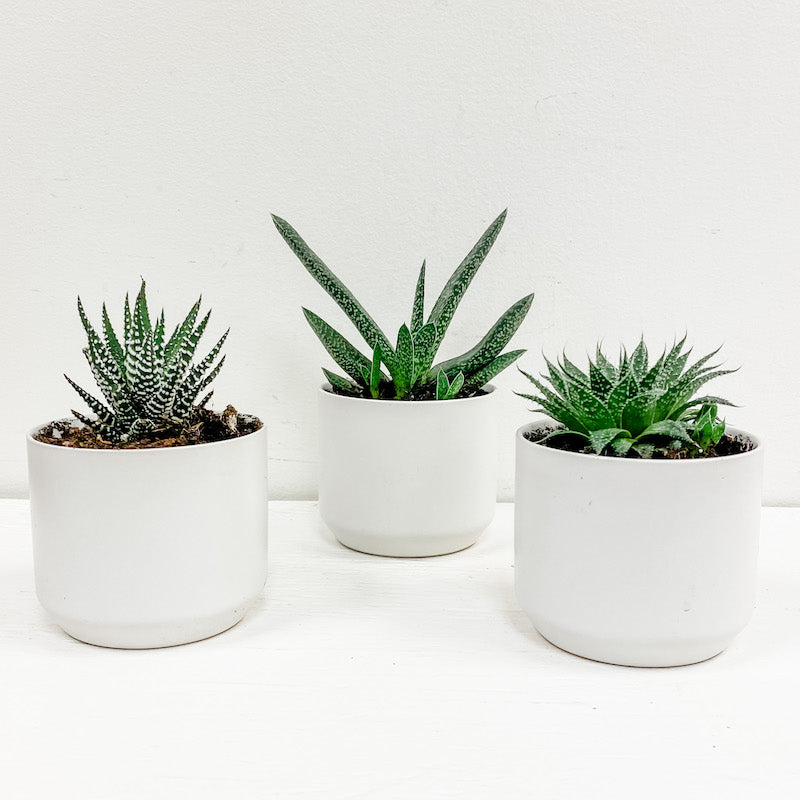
[[515, 423, 763, 667], [27, 420, 268, 649], [318, 386, 497, 557]]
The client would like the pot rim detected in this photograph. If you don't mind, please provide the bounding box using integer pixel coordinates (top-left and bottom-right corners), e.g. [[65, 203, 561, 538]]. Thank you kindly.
[[516, 420, 761, 465], [318, 383, 496, 406], [27, 414, 265, 455]]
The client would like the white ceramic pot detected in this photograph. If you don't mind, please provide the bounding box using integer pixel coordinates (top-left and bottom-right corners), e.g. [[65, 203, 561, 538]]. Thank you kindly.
[[318, 386, 497, 557], [27, 420, 268, 649], [515, 423, 763, 667]]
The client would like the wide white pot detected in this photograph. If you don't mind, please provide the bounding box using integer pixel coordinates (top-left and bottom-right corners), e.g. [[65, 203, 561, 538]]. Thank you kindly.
[[319, 386, 497, 557], [27, 421, 268, 649], [515, 423, 763, 667]]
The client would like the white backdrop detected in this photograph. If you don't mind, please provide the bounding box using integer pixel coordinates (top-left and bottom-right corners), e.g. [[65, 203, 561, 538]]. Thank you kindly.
[[2, 1, 798, 503]]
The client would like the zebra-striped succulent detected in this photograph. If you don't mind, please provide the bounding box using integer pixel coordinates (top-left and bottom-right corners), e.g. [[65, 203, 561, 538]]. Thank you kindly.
[[272, 210, 533, 400], [518, 337, 736, 458], [66, 281, 228, 443]]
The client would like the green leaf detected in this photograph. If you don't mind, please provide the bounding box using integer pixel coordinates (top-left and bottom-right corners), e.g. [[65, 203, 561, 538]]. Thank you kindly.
[[152, 310, 166, 366], [658, 335, 690, 386], [164, 296, 201, 364], [411, 323, 438, 384], [411, 260, 426, 333], [427, 210, 507, 348], [323, 368, 361, 395], [620, 392, 660, 437], [272, 214, 397, 373], [64, 374, 114, 427], [543, 356, 569, 398], [658, 369, 737, 420], [594, 346, 617, 382], [101, 303, 124, 372], [637, 419, 693, 442], [630, 338, 648, 383], [368, 346, 382, 399], [565, 381, 615, 429], [302, 308, 372, 384], [463, 348, 525, 390], [589, 359, 613, 396], [446, 371, 465, 399], [435, 369, 450, 400], [609, 438, 633, 457], [560, 354, 591, 388], [588, 428, 631, 454], [123, 294, 132, 351], [428, 293, 533, 380], [393, 324, 414, 397], [631, 442, 655, 458], [517, 367, 589, 434]]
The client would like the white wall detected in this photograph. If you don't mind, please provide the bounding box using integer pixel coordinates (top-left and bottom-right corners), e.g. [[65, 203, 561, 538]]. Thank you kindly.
[[2, 1, 798, 504]]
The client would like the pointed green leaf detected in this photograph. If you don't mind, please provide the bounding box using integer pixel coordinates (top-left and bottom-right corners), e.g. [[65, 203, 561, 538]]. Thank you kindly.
[[394, 324, 414, 397], [411, 322, 438, 384], [630, 338, 648, 382], [322, 368, 361, 395], [435, 369, 450, 400], [445, 371, 465, 399], [620, 392, 660, 437], [463, 349, 525, 390], [411, 260, 426, 333], [588, 428, 631, 454], [428, 293, 533, 380], [368, 346, 382, 399], [427, 210, 507, 346], [101, 303, 124, 372], [610, 437, 633, 457], [272, 214, 397, 373], [302, 308, 371, 384], [637, 419, 693, 442]]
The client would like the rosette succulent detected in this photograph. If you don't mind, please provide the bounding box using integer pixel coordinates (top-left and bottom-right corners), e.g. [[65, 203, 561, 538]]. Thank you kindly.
[[66, 281, 228, 443], [518, 337, 735, 457]]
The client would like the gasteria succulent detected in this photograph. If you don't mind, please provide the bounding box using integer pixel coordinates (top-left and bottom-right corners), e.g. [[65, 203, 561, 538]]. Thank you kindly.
[[518, 337, 735, 458], [66, 281, 228, 443], [272, 210, 533, 400]]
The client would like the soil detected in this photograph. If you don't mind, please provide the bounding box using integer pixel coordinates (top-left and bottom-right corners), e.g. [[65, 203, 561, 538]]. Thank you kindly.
[[33, 405, 262, 450], [328, 384, 489, 401], [523, 425, 756, 459]]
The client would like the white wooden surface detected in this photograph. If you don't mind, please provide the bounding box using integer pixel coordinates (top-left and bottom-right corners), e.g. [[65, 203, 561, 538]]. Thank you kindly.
[[1, 500, 799, 799]]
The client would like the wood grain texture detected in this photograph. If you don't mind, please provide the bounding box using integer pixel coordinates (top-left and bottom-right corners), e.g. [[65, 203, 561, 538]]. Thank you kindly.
[[1, 501, 798, 798]]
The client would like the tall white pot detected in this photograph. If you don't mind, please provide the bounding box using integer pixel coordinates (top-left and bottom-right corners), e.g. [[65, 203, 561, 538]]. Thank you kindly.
[[515, 424, 763, 667], [319, 386, 497, 557], [27, 421, 268, 649]]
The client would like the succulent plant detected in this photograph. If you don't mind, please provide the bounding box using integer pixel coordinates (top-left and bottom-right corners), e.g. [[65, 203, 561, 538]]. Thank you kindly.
[[272, 210, 533, 400], [65, 281, 228, 443], [518, 337, 735, 457]]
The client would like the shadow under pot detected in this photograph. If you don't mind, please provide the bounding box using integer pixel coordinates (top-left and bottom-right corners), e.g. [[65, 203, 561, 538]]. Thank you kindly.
[[318, 385, 498, 557], [27, 419, 268, 649], [514, 423, 763, 668]]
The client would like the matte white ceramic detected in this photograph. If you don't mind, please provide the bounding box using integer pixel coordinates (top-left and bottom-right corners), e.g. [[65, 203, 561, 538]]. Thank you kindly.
[[515, 423, 763, 667], [27, 420, 268, 648], [318, 386, 497, 557]]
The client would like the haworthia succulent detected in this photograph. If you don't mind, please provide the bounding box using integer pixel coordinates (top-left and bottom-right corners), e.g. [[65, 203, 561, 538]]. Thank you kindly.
[[518, 338, 736, 458], [273, 210, 532, 400], [66, 281, 228, 443]]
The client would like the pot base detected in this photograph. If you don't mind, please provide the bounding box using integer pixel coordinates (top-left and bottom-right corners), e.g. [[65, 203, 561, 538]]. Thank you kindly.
[[532, 617, 734, 668], [333, 529, 482, 558], [47, 601, 257, 649]]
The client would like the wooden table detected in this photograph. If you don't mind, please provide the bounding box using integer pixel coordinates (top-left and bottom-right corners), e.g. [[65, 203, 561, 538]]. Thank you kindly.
[[2, 501, 798, 798]]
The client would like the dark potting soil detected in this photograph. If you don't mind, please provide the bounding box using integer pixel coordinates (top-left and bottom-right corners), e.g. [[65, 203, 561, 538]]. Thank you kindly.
[[523, 426, 756, 459], [33, 406, 262, 450], [327, 384, 490, 401]]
